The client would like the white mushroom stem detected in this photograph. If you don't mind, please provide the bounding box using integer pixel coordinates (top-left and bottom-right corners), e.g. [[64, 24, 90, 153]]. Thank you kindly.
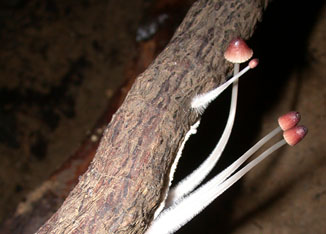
[[166, 63, 241, 206], [146, 127, 293, 234], [210, 126, 281, 187], [191, 63, 250, 114]]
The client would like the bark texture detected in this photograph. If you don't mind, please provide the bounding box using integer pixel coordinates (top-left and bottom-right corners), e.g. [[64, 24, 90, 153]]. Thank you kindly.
[[37, 0, 267, 233]]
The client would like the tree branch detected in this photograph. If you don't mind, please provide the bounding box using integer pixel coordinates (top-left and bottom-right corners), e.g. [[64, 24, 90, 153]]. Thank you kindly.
[[37, 0, 267, 233]]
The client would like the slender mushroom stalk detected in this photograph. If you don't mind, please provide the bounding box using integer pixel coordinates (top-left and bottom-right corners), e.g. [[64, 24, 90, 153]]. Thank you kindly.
[[146, 112, 307, 234], [167, 39, 256, 206], [213, 111, 302, 184], [198, 111, 302, 189]]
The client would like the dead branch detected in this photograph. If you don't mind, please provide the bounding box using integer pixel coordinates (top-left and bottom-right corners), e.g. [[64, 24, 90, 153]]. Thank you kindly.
[[36, 0, 267, 233]]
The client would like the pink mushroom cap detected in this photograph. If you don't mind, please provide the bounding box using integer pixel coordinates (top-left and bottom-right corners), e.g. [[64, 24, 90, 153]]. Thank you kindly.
[[278, 111, 301, 131], [283, 125, 308, 146], [224, 37, 253, 63]]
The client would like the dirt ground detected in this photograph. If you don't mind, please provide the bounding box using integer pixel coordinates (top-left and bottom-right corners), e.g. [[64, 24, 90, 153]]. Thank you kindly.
[[0, 0, 147, 225], [0, 0, 325, 233]]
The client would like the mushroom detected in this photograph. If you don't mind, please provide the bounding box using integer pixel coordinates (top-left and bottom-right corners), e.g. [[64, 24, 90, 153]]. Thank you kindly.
[[278, 111, 301, 131], [283, 125, 308, 146], [224, 37, 253, 74], [146, 112, 307, 234], [191, 37, 255, 113], [168, 38, 256, 205]]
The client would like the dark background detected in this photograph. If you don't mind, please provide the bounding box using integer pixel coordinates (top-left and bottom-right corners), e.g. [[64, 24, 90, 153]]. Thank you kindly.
[[0, 0, 325, 233]]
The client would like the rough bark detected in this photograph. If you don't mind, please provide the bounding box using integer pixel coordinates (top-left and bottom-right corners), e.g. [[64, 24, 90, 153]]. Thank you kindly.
[[37, 0, 267, 233]]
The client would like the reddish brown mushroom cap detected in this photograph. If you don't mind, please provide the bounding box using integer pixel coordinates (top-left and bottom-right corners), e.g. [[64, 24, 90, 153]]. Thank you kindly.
[[224, 38, 253, 63], [283, 125, 308, 146], [278, 111, 301, 131]]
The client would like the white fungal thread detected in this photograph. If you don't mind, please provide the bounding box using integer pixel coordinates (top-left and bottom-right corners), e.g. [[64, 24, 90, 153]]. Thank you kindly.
[[166, 80, 239, 206], [153, 120, 201, 219], [191, 65, 251, 114]]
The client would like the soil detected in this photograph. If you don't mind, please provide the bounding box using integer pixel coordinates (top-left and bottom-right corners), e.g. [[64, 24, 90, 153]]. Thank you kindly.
[[0, 0, 145, 224]]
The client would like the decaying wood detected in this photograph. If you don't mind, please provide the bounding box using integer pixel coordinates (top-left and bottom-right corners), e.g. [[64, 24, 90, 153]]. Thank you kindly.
[[37, 0, 267, 233]]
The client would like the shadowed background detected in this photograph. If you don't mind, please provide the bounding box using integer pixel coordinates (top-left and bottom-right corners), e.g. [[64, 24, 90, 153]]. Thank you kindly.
[[0, 0, 325, 233]]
